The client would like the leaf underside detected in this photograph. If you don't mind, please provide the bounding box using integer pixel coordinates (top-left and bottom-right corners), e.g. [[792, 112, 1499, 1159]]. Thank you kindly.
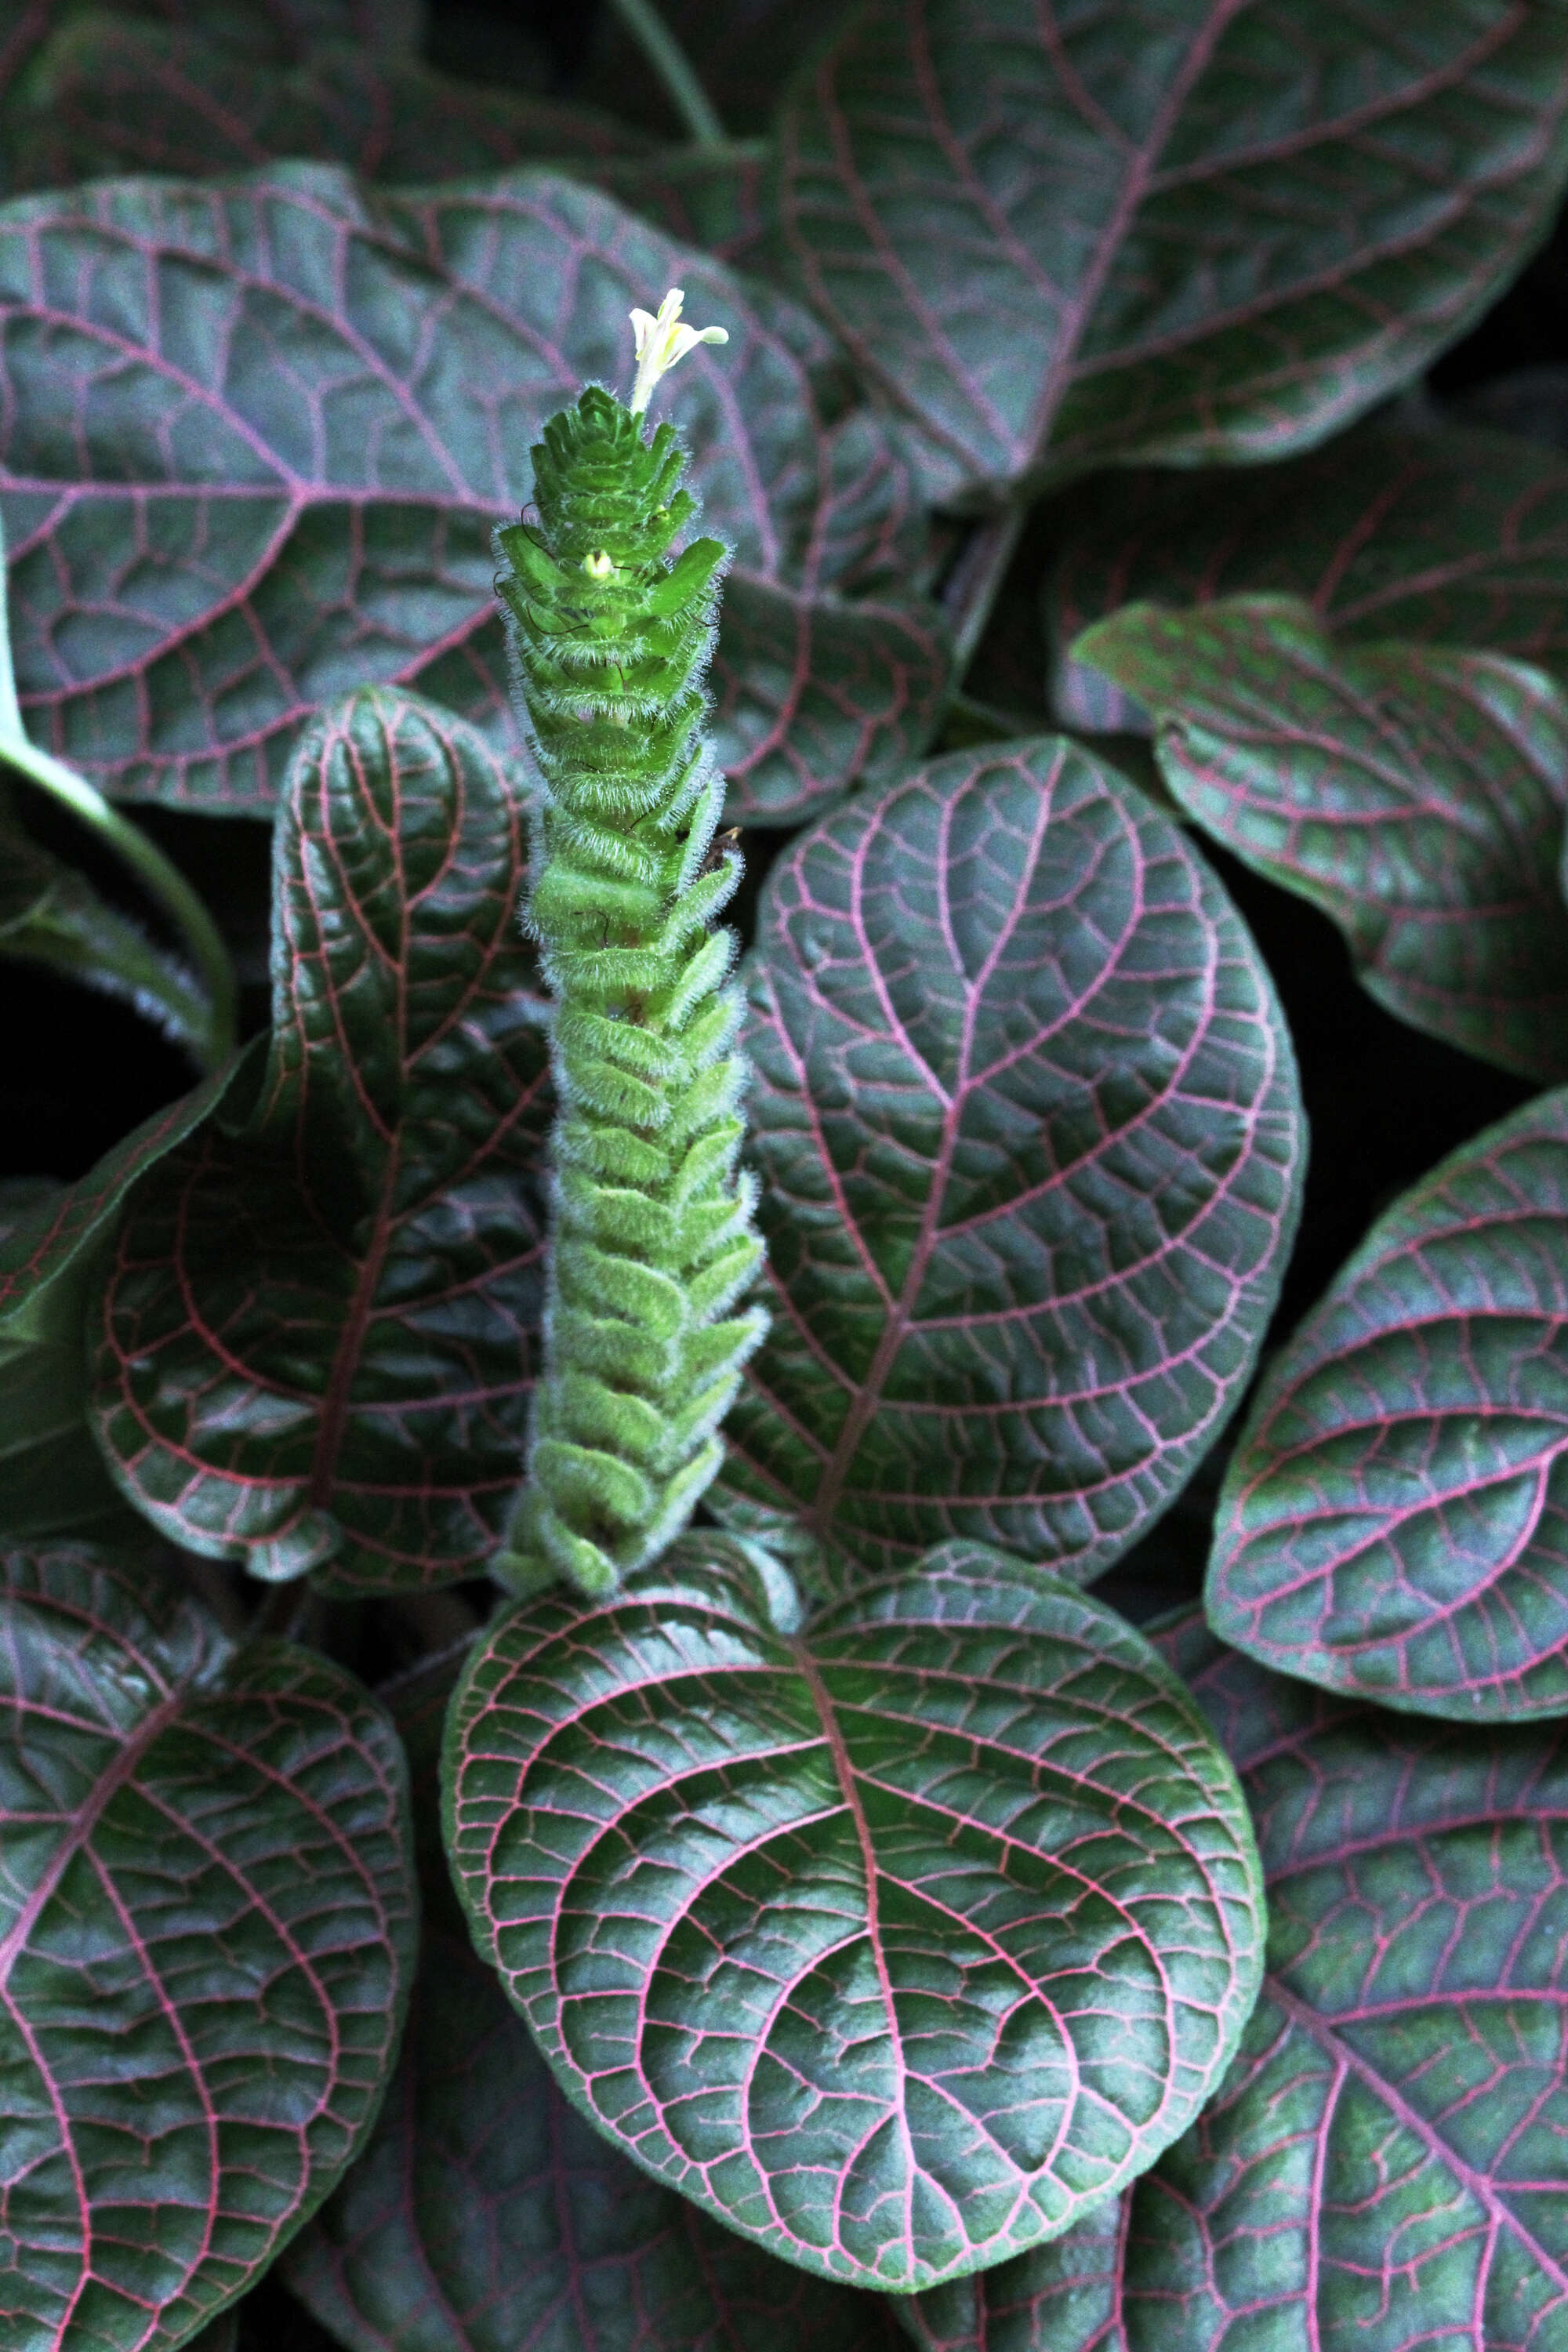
[[721, 735, 1304, 1582], [0, 1540, 416, 2351], [444, 1536, 1266, 2295]]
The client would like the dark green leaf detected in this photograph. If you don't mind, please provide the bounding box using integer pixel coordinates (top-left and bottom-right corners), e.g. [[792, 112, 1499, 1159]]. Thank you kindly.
[[284, 1653, 902, 2352], [585, 140, 770, 269], [89, 687, 551, 1593], [721, 735, 1303, 1581], [444, 1534, 1266, 2293], [0, 794, 219, 1065], [769, 0, 1568, 503], [0, 1537, 416, 2349], [9, 12, 647, 193], [898, 1606, 1568, 2348], [581, 0, 849, 139], [0, 1053, 259, 1544], [0, 164, 946, 826], [1207, 1085, 1568, 1719], [1073, 596, 1568, 1083], [1045, 422, 1568, 731]]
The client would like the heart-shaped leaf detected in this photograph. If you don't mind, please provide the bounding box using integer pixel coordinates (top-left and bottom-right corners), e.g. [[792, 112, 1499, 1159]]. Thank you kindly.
[[720, 735, 1303, 1581], [895, 1606, 1568, 2348], [1073, 597, 1568, 1083], [285, 1653, 902, 2352], [1045, 422, 1568, 731], [0, 1054, 259, 1545], [769, 0, 1568, 505], [9, 11, 648, 194], [443, 1534, 1266, 2294], [0, 162, 945, 824], [89, 686, 550, 1593], [0, 1537, 416, 2350], [1207, 1084, 1568, 1719]]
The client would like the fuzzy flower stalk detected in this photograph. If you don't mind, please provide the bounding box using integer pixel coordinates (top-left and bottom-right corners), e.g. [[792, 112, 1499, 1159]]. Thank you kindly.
[[492, 292, 767, 1596]]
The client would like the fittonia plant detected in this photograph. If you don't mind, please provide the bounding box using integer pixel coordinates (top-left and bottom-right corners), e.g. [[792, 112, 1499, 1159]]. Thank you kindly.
[[490, 292, 768, 1597], [6, 2, 1568, 2341]]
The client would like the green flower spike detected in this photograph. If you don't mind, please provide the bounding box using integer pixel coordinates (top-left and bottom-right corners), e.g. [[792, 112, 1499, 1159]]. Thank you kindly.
[[492, 289, 764, 1598]]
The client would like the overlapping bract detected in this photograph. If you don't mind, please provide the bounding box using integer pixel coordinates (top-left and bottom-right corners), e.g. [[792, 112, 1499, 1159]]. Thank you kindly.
[[1073, 597, 1568, 1082], [443, 1535, 1266, 2295], [1207, 1087, 1568, 1719], [720, 736, 1303, 1579], [0, 1540, 416, 2351], [89, 688, 550, 1592], [493, 388, 766, 1595], [771, 0, 1568, 503]]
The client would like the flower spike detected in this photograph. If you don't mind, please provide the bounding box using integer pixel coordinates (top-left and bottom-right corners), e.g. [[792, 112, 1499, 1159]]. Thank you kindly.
[[628, 287, 728, 415]]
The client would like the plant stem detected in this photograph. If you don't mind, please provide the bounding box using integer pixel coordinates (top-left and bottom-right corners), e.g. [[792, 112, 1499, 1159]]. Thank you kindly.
[[942, 500, 1029, 680], [0, 731, 238, 1070], [607, 0, 726, 146]]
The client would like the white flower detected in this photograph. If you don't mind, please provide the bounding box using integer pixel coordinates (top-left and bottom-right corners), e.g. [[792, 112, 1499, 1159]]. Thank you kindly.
[[628, 288, 728, 415]]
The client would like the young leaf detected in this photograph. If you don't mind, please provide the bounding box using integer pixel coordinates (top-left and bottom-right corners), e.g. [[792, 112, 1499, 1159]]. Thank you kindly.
[[443, 1534, 1266, 2295], [721, 736, 1303, 1581], [1073, 597, 1568, 1083], [0, 165, 944, 825], [284, 1654, 902, 2352], [1207, 1085, 1568, 1720], [770, 0, 1568, 504], [0, 1054, 260, 1545], [90, 687, 551, 1593], [896, 1608, 1568, 2349], [1045, 422, 1568, 730], [0, 1537, 417, 2350]]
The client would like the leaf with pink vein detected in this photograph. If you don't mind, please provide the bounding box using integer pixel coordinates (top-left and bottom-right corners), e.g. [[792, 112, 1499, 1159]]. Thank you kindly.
[[720, 735, 1304, 1581], [89, 686, 551, 1594], [0, 1537, 416, 2351], [769, 0, 1568, 503], [442, 1533, 1266, 2293]]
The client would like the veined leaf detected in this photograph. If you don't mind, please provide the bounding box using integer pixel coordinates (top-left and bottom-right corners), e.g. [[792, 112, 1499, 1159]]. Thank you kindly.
[[443, 1534, 1266, 2294], [0, 1054, 259, 1544], [0, 163, 946, 825], [770, 0, 1568, 505], [8, 12, 648, 193], [586, 142, 770, 269], [90, 687, 551, 1593], [721, 735, 1303, 1581], [0, 1538, 416, 2350], [1207, 1085, 1568, 1719], [285, 1654, 902, 2352], [582, 0, 848, 138], [895, 1608, 1568, 2349], [1073, 597, 1568, 1083], [1044, 422, 1568, 731]]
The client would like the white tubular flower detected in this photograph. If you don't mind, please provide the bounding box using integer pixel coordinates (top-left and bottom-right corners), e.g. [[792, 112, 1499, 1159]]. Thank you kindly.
[[628, 288, 728, 416]]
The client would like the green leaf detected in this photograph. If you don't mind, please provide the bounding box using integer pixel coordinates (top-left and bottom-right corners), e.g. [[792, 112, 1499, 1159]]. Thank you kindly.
[[720, 735, 1304, 1581], [443, 1533, 1267, 2294], [1073, 596, 1568, 1083], [1045, 422, 1568, 731], [8, 11, 648, 193], [1207, 1084, 1568, 1719], [0, 790, 220, 1065], [585, 140, 770, 268], [89, 686, 551, 1594], [0, 163, 946, 826], [0, 1054, 260, 1545], [284, 1652, 903, 2352], [768, 0, 1568, 505], [895, 1606, 1568, 2349], [0, 1537, 417, 2350]]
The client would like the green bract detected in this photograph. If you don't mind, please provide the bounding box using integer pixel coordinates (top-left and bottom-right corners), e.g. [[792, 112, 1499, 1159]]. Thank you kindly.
[[492, 372, 767, 1596]]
